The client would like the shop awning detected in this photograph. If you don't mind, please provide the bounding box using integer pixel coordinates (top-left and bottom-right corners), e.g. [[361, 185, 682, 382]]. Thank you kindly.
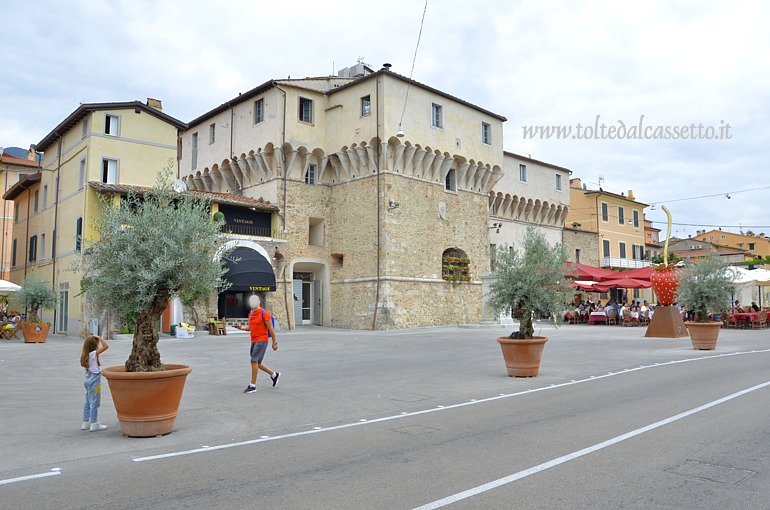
[[223, 247, 276, 292]]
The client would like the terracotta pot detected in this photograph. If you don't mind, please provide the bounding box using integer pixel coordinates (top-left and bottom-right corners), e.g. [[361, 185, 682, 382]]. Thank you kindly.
[[497, 336, 548, 377], [21, 322, 50, 343], [102, 364, 192, 437], [686, 321, 722, 350]]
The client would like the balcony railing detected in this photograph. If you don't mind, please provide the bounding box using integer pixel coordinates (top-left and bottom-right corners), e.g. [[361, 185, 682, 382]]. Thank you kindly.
[[601, 257, 651, 269], [221, 225, 286, 240]]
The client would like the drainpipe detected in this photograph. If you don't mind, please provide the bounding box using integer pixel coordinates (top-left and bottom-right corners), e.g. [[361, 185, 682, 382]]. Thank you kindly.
[[0, 157, 7, 277], [275, 83, 292, 330], [51, 135, 62, 333], [371, 72, 382, 330]]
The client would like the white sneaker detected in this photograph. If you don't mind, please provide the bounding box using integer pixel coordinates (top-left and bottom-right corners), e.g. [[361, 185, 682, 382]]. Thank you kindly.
[[81, 421, 90, 430], [90, 422, 108, 432]]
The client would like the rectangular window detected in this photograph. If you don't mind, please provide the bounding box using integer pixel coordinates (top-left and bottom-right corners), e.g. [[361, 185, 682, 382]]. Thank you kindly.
[[632, 244, 643, 260], [749, 243, 755, 250], [105, 114, 120, 136], [361, 95, 371, 117], [254, 98, 264, 124], [601, 202, 608, 221], [431, 103, 443, 128], [75, 217, 83, 253], [299, 97, 313, 123], [603, 239, 610, 257], [14, 203, 19, 223], [445, 169, 457, 192], [209, 123, 216, 144], [519, 164, 527, 182], [575, 248, 581, 263], [102, 158, 117, 184], [618, 206, 625, 225], [11, 239, 17, 267], [29, 235, 37, 262], [555, 174, 562, 191], [40, 233, 46, 260], [191, 132, 198, 170], [43, 185, 48, 208], [82, 118, 89, 138], [305, 164, 317, 185], [619, 242, 627, 259], [79, 158, 86, 189], [633, 210, 639, 228], [481, 122, 491, 144], [33, 190, 39, 213]]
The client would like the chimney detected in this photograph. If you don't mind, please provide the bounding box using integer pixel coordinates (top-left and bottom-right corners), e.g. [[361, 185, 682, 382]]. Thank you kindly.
[[627, 189, 635, 200], [571, 178, 582, 189], [146, 98, 163, 111], [27, 145, 37, 161]]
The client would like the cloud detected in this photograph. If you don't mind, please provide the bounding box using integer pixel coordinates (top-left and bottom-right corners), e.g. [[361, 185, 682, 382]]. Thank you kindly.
[[2, 0, 769, 237]]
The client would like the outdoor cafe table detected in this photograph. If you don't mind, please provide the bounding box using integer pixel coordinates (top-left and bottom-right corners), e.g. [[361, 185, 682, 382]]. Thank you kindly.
[[733, 312, 760, 326], [588, 312, 608, 324]]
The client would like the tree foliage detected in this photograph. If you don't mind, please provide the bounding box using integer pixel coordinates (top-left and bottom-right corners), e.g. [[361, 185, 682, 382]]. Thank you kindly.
[[675, 253, 735, 322], [13, 275, 58, 323], [487, 226, 573, 339], [80, 169, 231, 371]]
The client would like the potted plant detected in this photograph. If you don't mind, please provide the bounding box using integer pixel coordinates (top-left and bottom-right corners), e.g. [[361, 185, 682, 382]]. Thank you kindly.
[[14, 276, 58, 343], [486, 226, 573, 377], [79, 169, 231, 436], [675, 253, 735, 350]]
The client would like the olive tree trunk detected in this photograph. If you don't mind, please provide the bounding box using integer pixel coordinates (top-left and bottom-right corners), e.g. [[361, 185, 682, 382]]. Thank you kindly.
[[125, 290, 170, 372]]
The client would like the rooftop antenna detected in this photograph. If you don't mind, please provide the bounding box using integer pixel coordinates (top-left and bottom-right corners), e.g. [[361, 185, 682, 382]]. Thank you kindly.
[[397, 0, 428, 138], [598, 175, 605, 186]]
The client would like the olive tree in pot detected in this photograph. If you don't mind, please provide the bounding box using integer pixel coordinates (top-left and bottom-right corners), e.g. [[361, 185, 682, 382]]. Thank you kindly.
[[79, 169, 231, 436], [14, 276, 58, 343], [675, 253, 736, 350], [487, 226, 573, 377]]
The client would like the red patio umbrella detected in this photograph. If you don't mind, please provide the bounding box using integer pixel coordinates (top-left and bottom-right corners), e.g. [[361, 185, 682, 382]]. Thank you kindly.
[[611, 266, 655, 281], [564, 262, 617, 282], [599, 275, 652, 289]]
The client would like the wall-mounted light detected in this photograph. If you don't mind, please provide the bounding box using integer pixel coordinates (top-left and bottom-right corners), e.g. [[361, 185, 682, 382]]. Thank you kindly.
[[725, 194, 731, 199], [571, 222, 581, 229], [489, 222, 502, 233], [388, 199, 400, 211], [396, 124, 405, 138]]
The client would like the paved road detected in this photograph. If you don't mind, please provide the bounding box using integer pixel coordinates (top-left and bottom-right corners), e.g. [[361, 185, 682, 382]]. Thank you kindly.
[[1, 323, 769, 509]]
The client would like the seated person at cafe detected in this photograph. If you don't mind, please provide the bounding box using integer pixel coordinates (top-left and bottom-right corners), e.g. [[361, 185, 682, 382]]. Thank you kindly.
[[734, 300, 744, 313], [750, 301, 760, 312], [4, 311, 19, 331]]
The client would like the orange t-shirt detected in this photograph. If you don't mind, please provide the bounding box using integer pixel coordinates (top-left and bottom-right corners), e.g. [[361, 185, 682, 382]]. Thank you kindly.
[[247, 308, 272, 343]]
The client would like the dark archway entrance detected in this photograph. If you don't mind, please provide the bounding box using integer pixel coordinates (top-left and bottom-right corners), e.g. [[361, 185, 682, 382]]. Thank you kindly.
[[218, 247, 276, 318]]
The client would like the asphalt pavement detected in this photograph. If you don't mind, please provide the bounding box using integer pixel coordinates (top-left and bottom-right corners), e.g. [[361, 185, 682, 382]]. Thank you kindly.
[[2, 321, 770, 508]]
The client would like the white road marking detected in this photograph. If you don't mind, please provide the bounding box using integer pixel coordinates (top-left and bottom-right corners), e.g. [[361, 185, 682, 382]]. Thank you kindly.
[[412, 379, 770, 509], [0, 469, 60, 485], [133, 349, 770, 463]]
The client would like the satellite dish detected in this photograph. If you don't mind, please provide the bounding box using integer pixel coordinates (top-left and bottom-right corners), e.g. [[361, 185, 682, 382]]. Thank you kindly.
[[172, 179, 187, 193]]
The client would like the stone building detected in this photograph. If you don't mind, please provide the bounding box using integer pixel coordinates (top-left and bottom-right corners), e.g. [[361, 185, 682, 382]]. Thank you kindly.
[[178, 64, 508, 330]]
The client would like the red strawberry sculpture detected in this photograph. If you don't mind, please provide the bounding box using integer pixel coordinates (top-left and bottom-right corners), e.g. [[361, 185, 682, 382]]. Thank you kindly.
[[651, 263, 678, 306]]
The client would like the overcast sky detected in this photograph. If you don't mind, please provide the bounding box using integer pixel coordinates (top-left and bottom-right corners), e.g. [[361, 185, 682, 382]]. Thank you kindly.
[[2, 0, 768, 240]]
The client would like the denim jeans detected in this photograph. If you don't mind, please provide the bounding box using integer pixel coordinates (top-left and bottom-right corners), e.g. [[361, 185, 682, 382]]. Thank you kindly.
[[83, 371, 102, 423]]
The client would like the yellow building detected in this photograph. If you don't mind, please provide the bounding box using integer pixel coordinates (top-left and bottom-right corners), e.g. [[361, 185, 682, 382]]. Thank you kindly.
[[3, 99, 185, 335], [0, 148, 41, 280], [566, 178, 648, 268], [694, 229, 770, 262]]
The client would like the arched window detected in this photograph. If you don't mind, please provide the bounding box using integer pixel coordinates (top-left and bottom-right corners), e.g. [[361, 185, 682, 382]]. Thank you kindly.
[[442, 248, 470, 283]]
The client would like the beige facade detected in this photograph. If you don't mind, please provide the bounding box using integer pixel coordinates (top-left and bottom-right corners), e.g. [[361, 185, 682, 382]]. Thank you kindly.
[[4, 100, 185, 335], [179, 65, 507, 329], [488, 152, 571, 249]]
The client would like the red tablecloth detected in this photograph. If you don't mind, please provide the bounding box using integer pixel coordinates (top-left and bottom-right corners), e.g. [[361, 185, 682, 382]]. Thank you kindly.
[[733, 312, 760, 322], [588, 312, 607, 324]]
